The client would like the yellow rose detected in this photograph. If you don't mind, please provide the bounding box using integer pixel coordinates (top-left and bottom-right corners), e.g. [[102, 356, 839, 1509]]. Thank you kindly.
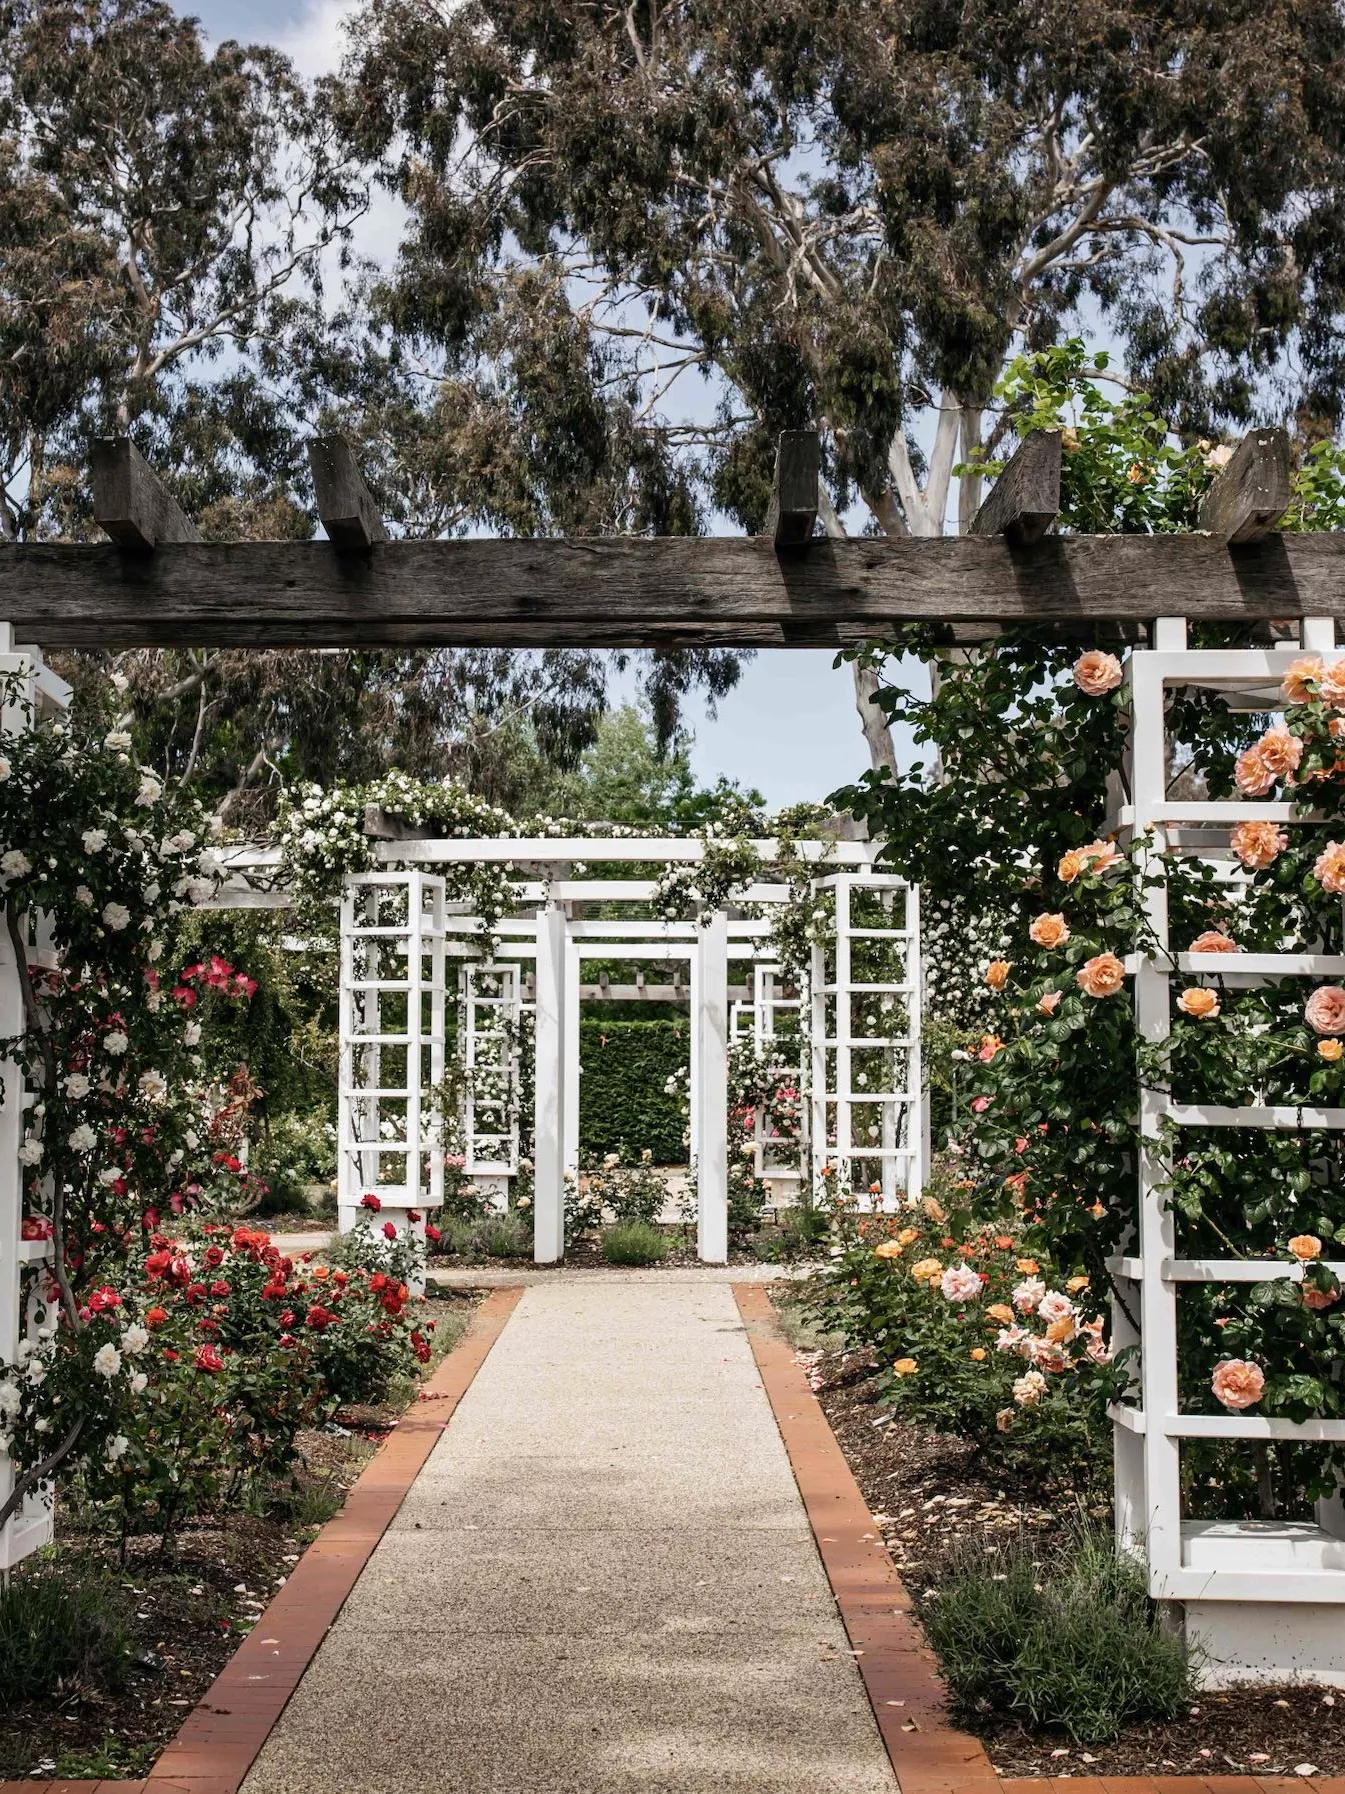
[[893, 1357, 918, 1376], [873, 1240, 904, 1260], [970, 1347, 987, 1361], [1319, 1039, 1344, 1063], [910, 1257, 943, 1285]]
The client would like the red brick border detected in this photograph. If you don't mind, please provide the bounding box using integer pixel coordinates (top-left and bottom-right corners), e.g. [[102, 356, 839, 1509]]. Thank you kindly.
[[733, 1282, 1345, 1794], [1, 1286, 524, 1794]]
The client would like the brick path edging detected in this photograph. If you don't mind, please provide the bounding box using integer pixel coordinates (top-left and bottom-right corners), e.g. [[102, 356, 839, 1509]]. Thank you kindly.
[[0, 1286, 525, 1794], [732, 1282, 1345, 1794]]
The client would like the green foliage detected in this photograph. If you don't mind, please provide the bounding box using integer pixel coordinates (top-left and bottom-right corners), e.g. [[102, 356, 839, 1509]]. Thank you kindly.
[[0, 1565, 129, 1706], [923, 1527, 1191, 1744], [600, 1220, 669, 1266], [578, 1020, 689, 1164], [249, 1109, 336, 1216]]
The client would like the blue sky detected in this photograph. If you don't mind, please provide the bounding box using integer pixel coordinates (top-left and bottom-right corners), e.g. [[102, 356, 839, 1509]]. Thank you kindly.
[[188, 0, 908, 809]]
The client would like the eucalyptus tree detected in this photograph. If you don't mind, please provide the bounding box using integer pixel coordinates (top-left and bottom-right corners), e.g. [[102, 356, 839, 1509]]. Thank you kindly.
[[332, 0, 1345, 764]]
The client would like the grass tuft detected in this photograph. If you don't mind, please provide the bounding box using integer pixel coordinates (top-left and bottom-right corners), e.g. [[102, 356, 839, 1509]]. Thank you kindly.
[[920, 1523, 1192, 1744], [0, 1566, 130, 1707], [600, 1220, 670, 1265]]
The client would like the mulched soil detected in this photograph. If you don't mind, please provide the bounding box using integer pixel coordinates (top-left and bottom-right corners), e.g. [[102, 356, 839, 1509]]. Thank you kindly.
[[809, 1339, 1345, 1779], [429, 1237, 771, 1270], [1, 1291, 478, 1783]]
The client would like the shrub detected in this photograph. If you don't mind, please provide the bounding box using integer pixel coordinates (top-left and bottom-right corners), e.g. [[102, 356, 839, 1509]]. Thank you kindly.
[[0, 1568, 129, 1706], [578, 1019, 688, 1162], [601, 1220, 669, 1265], [473, 1213, 531, 1258], [922, 1526, 1191, 1744]]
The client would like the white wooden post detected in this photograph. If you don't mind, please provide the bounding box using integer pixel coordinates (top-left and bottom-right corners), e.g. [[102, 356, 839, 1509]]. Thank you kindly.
[[695, 910, 729, 1263], [532, 901, 568, 1263]]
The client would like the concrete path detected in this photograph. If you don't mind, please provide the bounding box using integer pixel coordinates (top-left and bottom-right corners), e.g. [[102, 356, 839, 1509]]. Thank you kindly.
[[243, 1278, 897, 1794]]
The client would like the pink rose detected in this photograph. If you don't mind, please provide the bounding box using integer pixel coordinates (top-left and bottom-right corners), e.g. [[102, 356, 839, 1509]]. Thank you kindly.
[[1073, 651, 1124, 696], [939, 1263, 984, 1304], [1306, 986, 1345, 1036], [1037, 990, 1062, 1015], [1211, 1359, 1264, 1411]]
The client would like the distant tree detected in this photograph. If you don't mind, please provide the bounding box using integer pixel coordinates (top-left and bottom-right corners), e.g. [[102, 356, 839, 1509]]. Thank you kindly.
[[333, 0, 1345, 766]]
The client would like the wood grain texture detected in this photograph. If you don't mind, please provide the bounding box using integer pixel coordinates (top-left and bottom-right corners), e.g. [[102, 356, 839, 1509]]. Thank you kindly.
[[765, 429, 821, 548], [970, 430, 1061, 544], [90, 439, 201, 548], [5, 530, 1345, 647], [307, 436, 389, 549], [1197, 429, 1292, 542]]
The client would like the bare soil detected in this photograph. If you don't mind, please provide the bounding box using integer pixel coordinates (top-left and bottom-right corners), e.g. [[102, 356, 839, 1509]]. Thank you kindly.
[[810, 1339, 1345, 1779]]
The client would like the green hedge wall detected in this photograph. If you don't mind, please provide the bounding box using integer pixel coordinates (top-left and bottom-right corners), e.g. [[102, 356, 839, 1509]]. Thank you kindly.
[[578, 1018, 689, 1164]]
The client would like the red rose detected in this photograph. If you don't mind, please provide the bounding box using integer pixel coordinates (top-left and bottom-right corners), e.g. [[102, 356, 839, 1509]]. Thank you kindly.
[[87, 1285, 123, 1313], [408, 1209, 422, 1223], [195, 1344, 223, 1373], [144, 1305, 168, 1329], [382, 1220, 397, 1240], [425, 1223, 441, 1243], [163, 1347, 179, 1361], [305, 1304, 335, 1331], [279, 1309, 295, 1327], [360, 1192, 382, 1212], [210, 1279, 230, 1297], [205, 1245, 225, 1267]]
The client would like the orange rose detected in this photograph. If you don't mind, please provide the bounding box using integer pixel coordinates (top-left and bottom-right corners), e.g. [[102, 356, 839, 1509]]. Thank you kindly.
[[1066, 1274, 1091, 1293], [1230, 820, 1288, 870], [986, 959, 1010, 991], [1029, 913, 1070, 949], [1073, 650, 1124, 696], [1234, 744, 1274, 797], [1076, 952, 1125, 998], [1281, 655, 1325, 704], [1315, 842, 1345, 896], [923, 1196, 947, 1223], [1306, 986, 1345, 1036], [896, 1226, 920, 1246], [1177, 987, 1220, 1019], [1258, 726, 1304, 780], [893, 1357, 918, 1376], [1058, 848, 1087, 884], [1288, 1234, 1323, 1261], [1045, 1315, 1076, 1343], [970, 1347, 988, 1361], [1319, 1039, 1344, 1062], [1037, 989, 1062, 1015], [1211, 1359, 1264, 1411], [1190, 930, 1239, 954], [986, 1303, 1015, 1324], [1015, 1258, 1040, 1274], [993, 1234, 1016, 1250]]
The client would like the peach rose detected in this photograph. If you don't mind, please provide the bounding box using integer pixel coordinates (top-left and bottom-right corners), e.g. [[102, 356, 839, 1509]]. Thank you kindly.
[[1045, 1314, 1077, 1344], [1076, 952, 1125, 998], [1037, 989, 1062, 1015], [977, 1033, 1005, 1062], [1288, 1234, 1323, 1261], [1320, 1039, 1344, 1062], [1080, 839, 1123, 874], [1073, 650, 1124, 696], [1257, 726, 1304, 779], [970, 1347, 987, 1361], [1029, 913, 1070, 949], [910, 1257, 943, 1285], [985, 1302, 1015, 1324], [893, 1357, 918, 1376], [1315, 842, 1345, 896], [1234, 744, 1274, 797], [1281, 655, 1325, 704], [873, 1239, 904, 1259], [896, 1226, 920, 1246], [1303, 1284, 1339, 1312], [1177, 987, 1220, 1019], [1212, 1359, 1265, 1410], [1190, 930, 1239, 954], [1057, 848, 1087, 884], [1306, 986, 1345, 1036], [1230, 820, 1288, 870], [986, 959, 1010, 991], [1322, 661, 1345, 707]]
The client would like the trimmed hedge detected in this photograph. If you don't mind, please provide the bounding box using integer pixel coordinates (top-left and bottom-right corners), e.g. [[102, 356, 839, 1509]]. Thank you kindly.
[[578, 1018, 688, 1164]]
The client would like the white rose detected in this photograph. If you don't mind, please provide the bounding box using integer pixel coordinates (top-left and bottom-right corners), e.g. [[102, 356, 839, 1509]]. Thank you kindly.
[[17, 1139, 43, 1165], [25, 1358, 46, 1386], [92, 1343, 122, 1380], [0, 1382, 20, 1418], [102, 1030, 129, 1055], [67, 1123, 97, 1154], [121, 1323, 150, 1356], [137, 1069, 168, 1102], [136, 775, 163, 806], [144, 884, 160, 904], [146, 989, 164, 1013], [1, 849, 31, 879], [104, 1433, 130, 1462], [75, 885, 94, 906], [82, 829, 108, 853], [110, 671, 129, 693], [128, 1372, 148, 1395], [102, 902, 131, 931], [98, 1167, 121, 1187], [183, 1022, 202, 1046], [64, 1072, 90, 1099], [102, 730, 132, 752]]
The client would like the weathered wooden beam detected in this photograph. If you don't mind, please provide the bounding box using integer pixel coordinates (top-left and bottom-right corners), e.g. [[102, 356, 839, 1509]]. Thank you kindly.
[[1197, 428, 1292, 543], [970, 430, 1061, 545], [90, 438, 201, 548], [308, 436, 389, 550], [765, 431, 820, 549], [3, 532, 1343, 649]]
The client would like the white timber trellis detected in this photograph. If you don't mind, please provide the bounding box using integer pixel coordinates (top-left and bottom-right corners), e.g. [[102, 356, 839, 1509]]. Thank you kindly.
[[0, 629, 72, 1573], [219, 835, 924, 1265], [1115, 613, 1345, 1687]]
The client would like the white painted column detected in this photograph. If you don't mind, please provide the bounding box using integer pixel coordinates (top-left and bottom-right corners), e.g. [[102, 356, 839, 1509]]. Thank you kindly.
[[695, 910, 729, 1263], [563, 934, 581, 1178], [532, 903, 568, 1263]]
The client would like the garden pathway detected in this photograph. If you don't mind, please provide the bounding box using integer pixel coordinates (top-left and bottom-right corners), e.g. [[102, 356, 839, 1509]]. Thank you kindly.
[[241, 1276, 898, 1794]]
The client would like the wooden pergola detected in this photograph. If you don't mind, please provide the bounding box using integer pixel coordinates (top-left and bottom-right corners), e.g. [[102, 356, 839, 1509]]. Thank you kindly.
[[0, 425, 1336, 647]]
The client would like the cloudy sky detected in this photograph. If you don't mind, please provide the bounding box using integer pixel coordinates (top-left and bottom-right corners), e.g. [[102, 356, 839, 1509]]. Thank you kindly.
[[190, 0, 909, 809]]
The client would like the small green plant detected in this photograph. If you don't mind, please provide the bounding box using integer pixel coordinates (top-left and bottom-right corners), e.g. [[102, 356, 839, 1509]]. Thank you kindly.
[[472, 1212, 531, 1258], [921, 1525, 1191, 1744], [600, 1219, 669, 1265], [0, 1566, 130, 1707]]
